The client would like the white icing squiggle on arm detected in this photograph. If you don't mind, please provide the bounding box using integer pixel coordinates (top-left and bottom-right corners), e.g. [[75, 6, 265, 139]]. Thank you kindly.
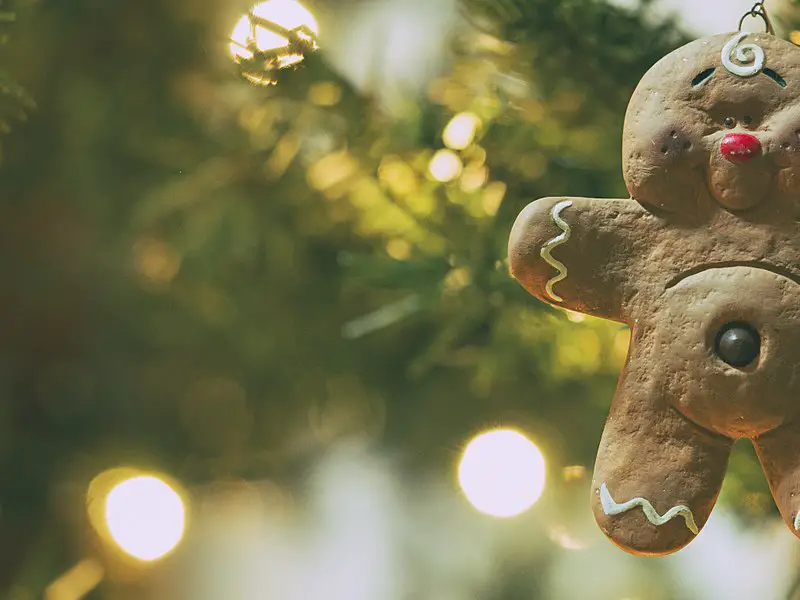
[[600, 482, 699, 535], [794, 510, 800, 531], [722, 32, 765, 77], [540, 200, 573, 303]]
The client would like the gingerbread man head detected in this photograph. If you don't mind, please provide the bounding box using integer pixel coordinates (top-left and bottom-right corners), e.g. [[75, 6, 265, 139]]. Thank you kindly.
[[509, 30, 800, 555], [625, 32, 800, 216]]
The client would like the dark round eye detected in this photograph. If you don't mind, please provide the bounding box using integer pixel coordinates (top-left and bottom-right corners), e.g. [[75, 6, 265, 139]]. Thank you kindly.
[[742, 115, 753, 126], [724, 117, 737, 128], [715, 322, 760, 368]]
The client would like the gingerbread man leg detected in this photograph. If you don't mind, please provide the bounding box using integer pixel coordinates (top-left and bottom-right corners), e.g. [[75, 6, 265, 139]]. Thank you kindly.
[[591, 327, 733, 556], [754, 427, 800, 539]]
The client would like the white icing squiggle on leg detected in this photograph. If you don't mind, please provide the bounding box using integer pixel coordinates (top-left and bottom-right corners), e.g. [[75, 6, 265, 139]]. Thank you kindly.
[[793, 511, 800, 531], [540, 200, 573, 303], [599, 482, 699, 535]]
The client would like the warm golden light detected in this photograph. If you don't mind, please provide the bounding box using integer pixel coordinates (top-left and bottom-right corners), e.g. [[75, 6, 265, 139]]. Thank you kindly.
[[458, 428, 546, 518], [459, 163, 488, 193], [229, 0, 319, 69], [428, 149, 463, 182], [564, 309, 586, 323], [45, 558, 104, 600], [133, 237, 181, 285], [443, 112, 481, 150], [547, 524, 589, 550], [482, 181, 506, 216], [104, 475, 186, 561]]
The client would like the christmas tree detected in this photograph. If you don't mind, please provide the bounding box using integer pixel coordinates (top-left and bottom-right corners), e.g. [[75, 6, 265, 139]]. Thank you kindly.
[[1, 0, 798, 598]]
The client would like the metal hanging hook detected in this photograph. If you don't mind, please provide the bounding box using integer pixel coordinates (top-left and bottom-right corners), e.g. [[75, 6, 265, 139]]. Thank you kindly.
[[739, 1, 775, 35]]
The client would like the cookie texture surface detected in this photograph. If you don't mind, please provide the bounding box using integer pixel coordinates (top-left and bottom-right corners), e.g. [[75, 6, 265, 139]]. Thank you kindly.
[[508, 32, 800, 555]]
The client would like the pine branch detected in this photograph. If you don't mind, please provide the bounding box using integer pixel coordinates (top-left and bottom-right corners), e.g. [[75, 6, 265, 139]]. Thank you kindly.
[[0, 5, 34, 162], [461, 0, 688, 107]]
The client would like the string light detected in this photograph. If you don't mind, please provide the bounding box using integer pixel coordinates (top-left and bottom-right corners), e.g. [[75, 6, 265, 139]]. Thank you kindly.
[[105, 475, 186, 561], [458, 428, 546, 518], [428, 149, 463, 182], [443, 112, 481, 150], [88, 470, 187, 562], [229, 0, 319, 84]]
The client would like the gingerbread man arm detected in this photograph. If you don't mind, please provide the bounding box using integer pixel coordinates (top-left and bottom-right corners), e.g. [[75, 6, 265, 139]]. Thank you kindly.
[[508, 197, 652, 322], [591, 325, 733, 555], [754, 426, 800, 540]]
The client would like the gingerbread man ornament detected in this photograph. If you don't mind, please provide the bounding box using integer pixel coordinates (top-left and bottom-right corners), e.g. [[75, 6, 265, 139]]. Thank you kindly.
[[509, 25, 800, 555]]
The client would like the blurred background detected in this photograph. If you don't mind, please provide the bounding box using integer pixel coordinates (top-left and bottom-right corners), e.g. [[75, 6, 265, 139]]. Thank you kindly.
[[2, 0, 800, 598]]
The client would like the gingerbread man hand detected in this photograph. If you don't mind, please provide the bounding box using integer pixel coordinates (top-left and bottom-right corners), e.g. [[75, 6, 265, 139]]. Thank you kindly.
[[509, 31, 800, 556]]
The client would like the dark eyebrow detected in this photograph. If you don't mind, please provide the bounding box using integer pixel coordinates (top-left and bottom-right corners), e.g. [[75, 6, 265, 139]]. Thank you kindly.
[[762, 68, 787, 87], [692, 67, 716, 87]]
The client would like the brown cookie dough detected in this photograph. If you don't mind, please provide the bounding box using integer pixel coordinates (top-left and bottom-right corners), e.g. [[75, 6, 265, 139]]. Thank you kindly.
[[509, 31, 800, 555]]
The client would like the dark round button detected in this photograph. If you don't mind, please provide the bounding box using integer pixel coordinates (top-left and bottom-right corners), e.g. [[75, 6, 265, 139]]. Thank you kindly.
[[715, 322, 760, 368]]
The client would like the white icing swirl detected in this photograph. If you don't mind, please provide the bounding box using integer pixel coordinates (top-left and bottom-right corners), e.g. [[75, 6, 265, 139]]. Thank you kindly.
[[722, 32, 765, 77]]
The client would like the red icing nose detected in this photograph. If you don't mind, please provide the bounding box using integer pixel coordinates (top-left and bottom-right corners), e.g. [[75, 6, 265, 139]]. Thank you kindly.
[[720, 133, 762, 163]]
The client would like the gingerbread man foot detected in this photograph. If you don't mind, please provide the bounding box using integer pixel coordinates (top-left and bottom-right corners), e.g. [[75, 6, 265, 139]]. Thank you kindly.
[[590, 325, 732, 555]]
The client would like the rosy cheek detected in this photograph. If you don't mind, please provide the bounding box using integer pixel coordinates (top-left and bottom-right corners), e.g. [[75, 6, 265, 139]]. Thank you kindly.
[[768, 131, 800, 167], [657, 129, 695, 159], [778, 131, 800, 153], [633, 125, 705, 169], [627, 127, 698, 166], [765, 118, 800, 163]]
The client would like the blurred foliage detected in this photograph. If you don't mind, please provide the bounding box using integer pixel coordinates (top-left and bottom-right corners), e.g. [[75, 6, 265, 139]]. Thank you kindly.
[[0, 0, 794, 596], [773, 0, 800, 34], [0, 0, 34, 161]]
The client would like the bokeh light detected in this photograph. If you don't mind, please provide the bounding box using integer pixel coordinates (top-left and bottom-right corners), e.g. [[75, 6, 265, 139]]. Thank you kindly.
[[458, 428, 546, 518], [104, 475, 186, 561], [428, 149, 463, 182], [443, 112, 481, 150], [229, 0, 319, 68]]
